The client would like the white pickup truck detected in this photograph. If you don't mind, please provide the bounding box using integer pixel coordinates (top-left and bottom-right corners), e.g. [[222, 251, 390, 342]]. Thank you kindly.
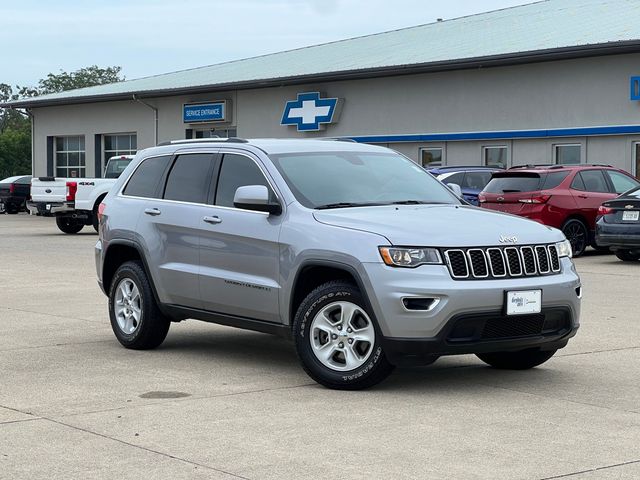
[[28, 155, 134, 233]]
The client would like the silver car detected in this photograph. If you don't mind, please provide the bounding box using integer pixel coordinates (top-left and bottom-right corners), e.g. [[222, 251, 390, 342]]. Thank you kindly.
[[95, 138, 581, 389]]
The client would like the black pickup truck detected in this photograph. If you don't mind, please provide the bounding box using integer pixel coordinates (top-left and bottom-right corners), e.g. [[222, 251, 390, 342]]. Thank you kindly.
[[0, 175, 32, 214]]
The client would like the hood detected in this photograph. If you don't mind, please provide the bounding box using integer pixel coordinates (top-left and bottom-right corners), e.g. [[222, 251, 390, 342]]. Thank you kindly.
[[313, 205, 563, 247]]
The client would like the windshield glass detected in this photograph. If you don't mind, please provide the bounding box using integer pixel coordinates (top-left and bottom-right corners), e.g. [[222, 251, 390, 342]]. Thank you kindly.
[[483, 173, 542, 193], [104, 158, 132, 179], [269, 151, 460, 208]]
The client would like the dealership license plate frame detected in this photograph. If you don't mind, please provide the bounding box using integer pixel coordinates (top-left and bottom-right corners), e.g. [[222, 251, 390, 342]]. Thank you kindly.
[[622, 210, 639, 221], [505, 290, 542, 316]]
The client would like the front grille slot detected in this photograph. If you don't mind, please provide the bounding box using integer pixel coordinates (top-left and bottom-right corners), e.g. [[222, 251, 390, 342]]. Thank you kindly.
[[520, 247, 537, 275], [535, 246, 550, 274], [443, 244, 560, 280], [467, 249, 488, 278], [445, 250, 469, 278], [548, 245, 561, 272], [481, 315, 544, 339]]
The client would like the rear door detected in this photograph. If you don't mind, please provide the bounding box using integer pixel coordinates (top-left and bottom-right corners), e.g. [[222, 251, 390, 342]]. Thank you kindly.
[[480, 172, 542, 213], [128, 152, 216, 308], [569, 169, 615, 230], [198, 151, 282, 323]]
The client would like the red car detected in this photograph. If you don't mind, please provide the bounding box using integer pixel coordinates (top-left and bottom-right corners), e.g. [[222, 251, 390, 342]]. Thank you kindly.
[[478, 164, 640, 256]]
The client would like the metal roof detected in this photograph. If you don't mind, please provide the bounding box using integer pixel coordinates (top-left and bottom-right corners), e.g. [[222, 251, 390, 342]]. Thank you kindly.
[[5, 0, 640, 108]]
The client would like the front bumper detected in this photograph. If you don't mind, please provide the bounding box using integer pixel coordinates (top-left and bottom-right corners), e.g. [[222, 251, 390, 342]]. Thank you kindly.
[[381, 307, 578, 366], [360, 258, 581, 363], [27, 200, 74, 216]]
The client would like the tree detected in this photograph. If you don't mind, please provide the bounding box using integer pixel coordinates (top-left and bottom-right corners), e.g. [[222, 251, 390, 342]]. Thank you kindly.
[[0, 66, 123, 178], [17, 65, 124, 98]]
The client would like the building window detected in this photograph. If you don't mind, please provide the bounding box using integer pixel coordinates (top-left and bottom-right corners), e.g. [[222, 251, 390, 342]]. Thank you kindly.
[[420, 148, 443, 168], [55, 136, 85, 178], [483, 146, 507, 168], [104, 133, 137, 165], [634, 143, 640, 178], [193, 127, 237, 139], [555, 144, 581, 165]]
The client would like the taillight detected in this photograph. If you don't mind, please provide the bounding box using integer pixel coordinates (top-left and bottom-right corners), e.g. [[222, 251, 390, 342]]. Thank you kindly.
[[478, 193, 487, 203], [598, 205, 614, 215], [9, 183, 15, 194], [519, 195, 551, 204], [66, 181, 77, 202], [97, 202, 106, 222]]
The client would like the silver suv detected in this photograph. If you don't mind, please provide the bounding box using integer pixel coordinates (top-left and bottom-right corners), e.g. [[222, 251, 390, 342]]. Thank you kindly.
[[95, 138, 581, 389]]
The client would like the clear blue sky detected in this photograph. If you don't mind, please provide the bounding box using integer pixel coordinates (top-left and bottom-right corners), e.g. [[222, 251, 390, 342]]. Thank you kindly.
[[1, 0, 533, 87]]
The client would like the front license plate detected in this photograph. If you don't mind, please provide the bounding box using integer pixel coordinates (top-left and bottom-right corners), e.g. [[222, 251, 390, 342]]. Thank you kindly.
[[506, 290, 542, 315], [622, 211, 639, 221]]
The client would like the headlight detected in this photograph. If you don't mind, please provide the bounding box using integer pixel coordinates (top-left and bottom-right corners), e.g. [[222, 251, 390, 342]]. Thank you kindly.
[[379, 246, 442, 267], [556, 239, 572, 258]]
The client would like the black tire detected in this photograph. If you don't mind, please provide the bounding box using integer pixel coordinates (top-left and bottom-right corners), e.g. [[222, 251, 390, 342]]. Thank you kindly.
[[5, 204, 19, 214], [293, 280, 394, 390], [56, 216, 84, 234], [476, 348, 557, 370], [108, 260, 170, 350], [561, 219, 588, 257], [615, 249, 640, 262]]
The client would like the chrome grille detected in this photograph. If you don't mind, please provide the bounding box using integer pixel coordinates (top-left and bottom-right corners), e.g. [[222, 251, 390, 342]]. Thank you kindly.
[[443, 244, 561, 280]]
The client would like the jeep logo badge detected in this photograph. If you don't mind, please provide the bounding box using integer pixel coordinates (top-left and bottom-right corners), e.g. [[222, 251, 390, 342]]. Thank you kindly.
[[499, 235, 518, 244]]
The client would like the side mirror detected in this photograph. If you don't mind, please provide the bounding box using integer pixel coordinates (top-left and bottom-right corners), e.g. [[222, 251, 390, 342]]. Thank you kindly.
[[233, 185, 282, 215], [446, 182, 463, 197]]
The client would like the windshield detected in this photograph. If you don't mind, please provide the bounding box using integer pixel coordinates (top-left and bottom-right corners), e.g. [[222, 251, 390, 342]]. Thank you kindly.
[[104, 158, 132, 179], [269, 151, 460, 209], [483, 173, 542, 193]]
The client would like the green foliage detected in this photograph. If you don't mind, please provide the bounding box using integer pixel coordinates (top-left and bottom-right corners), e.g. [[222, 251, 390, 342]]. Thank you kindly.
[[0, 66, 123, 178]]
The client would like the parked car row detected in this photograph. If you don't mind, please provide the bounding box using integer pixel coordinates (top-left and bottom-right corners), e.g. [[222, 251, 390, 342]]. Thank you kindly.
[[429, 163, 640, 259]]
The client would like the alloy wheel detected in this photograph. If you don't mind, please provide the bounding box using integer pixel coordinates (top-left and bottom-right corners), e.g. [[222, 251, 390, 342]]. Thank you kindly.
[[114, 278, 142, 335]]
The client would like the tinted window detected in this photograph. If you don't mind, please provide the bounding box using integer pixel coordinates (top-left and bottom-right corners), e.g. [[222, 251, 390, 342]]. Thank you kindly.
[[570, 173, 585, 190], [270, 151, 459, 208], [16, 176, 32, 185], [542, 171, 570, 189], [164, 154, 214, 204], [483, 174, 541, 193], [215, 154, 270, 207], [105, 158, 132, 179], [441, 172, 465, 185], [578, 170, 609, 193], [123, 155, 171, 198], [462, 171, 493, 189], [606, 170, 639, 194]]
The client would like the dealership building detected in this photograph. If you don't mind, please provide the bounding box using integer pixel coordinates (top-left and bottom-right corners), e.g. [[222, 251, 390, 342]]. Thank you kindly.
[[5, 0, 640, 178]]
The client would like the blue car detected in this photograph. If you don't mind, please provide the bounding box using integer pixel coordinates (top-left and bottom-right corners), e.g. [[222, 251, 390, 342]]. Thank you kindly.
[[426, 166, 504, 205]]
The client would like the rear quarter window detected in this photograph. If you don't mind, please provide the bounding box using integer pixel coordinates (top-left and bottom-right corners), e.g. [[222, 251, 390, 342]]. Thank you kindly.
[[541, 171, 570, 189], [123, 155, 172, 198], [483, 174, 541, 193]]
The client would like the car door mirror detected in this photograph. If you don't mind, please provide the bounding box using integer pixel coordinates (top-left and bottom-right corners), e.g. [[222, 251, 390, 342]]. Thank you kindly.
[[446, 183, 463, 197], [233, 185, 282, 215]]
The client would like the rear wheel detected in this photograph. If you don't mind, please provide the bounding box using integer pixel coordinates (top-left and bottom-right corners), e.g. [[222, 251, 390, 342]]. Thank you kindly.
[[109, 260, 170, 349], [476, 348, 557, 369], [293, 280, 394, 390], [615, 249, 640, 262], [5, 204, 19, 214], [562, 219, 588, 257], [56, 216, 84, 234]]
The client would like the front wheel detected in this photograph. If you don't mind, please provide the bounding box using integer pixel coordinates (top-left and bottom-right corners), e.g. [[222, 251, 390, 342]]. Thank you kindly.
[[562, 219, 588, 257], [476, 348, 557, 370], [56, 216, 84, 234], [5, 204, 19, 214], [293, 280, 394, 390], [109, 261, 170, 349], [615, 249, 640, 262]]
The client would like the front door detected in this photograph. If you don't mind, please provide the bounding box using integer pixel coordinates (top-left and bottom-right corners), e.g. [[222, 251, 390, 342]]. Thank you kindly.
[[198, 152, 282, 323]]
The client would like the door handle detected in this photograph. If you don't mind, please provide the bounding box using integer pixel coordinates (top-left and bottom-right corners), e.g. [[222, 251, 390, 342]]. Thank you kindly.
[[203, 215, 222, 224], [144, 208, 161, 216], [577, 194, 589, 199]]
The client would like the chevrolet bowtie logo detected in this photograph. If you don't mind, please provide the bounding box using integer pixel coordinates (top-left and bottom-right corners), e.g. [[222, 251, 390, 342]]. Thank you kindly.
[[281, 92, 339, 132]]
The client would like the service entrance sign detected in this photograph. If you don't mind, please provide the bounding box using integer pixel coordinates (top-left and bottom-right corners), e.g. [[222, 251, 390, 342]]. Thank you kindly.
[[183, 101, 227, 123]]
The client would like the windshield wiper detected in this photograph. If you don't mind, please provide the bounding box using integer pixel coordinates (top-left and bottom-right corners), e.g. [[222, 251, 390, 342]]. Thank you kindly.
[[315, 202, 382, 210], [388, 200, 429, 205]]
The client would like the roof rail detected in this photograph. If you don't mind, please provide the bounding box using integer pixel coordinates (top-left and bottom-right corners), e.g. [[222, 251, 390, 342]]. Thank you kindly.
[[319, 137, 357, 143], [430, 165, 504, 170], [157, 137, 249, 146], [508, 164, 554, 169]]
